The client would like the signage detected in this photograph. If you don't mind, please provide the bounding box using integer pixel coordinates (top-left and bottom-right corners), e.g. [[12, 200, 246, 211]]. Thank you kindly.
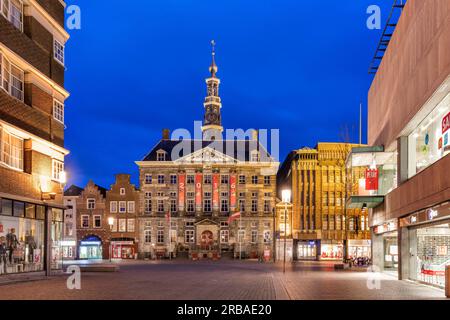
[[0, 224, 3, 233], [442, 111, 450, 134], [410, 215, 417, 224], [230, 174, 237, 210], [365, 168, 379, 191], [195, 173, 202, 208], [178, 174, 185, 210], [213, 174, 219, 209], [60, 241, 76, 246], [80, 241, 101, 246], [264, 249, 271, 261]]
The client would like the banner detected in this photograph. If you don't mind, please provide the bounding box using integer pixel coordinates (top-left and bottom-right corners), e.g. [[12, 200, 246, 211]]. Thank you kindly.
[[442, 111, 450, 134], [195, 173, 202, 208], [230, 174, 237, 210], [213, 174, 219, 210], [178, 174, 185, 211], [365, 168, 378, 191]]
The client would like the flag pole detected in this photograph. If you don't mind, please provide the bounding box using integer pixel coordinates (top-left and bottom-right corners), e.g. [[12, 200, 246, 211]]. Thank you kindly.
[[239, 213, 242, 260]]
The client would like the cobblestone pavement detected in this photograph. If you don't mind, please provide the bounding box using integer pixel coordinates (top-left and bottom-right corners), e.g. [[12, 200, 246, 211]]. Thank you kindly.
[[0, 260, 445, 300]]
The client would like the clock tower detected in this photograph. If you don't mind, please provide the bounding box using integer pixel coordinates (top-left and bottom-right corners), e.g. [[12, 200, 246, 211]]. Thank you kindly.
[[202, 40, 223, 140]]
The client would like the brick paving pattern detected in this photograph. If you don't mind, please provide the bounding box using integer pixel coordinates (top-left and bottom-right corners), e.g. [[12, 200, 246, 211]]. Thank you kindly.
[[0, 260, 445, 300]]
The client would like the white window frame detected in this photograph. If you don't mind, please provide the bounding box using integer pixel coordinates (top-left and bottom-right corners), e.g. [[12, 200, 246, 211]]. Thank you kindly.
[[170, 199, 177, 213], [144, 174, 152, 184], [81, 215, 89, 228], [118, 219, 126, 232], [87, 198, 95, 210], [185, 230, 194, 243], [127, 219, 135, 232], [220, 229, 229, 243], [144, 199, 152, 213], [53, 99, 64, 124], [127, 201, 135, 213], [119, 201, 126, 213], [52, 159, 64, 182], [93, 215, 101, 228], [144, 230, 152, 243], [110, 201, 117, 213], [156, 151, 166, 161], [157, 229, 164, 243], [0, 127, 23, 170], [53, 39, 65, 66], [0, 54, 24, 102], [251, 230, 258, 243], [120, 188, 126, 195], [1, 0, 23, 32]]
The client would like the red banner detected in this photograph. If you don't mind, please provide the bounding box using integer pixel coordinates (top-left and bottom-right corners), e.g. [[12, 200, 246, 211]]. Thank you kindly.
[[195, 173, 202, 208], [178, 174, 185, 210], [442, 111, 450, 134], [365, 168, 378, 191], [230, 174, 237, 210], [213, 174, 219, 209]]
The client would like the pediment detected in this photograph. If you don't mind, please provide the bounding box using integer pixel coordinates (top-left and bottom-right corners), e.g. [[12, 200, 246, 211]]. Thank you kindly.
[[195, 219, 220, 226], [174, 146, 238, 164]]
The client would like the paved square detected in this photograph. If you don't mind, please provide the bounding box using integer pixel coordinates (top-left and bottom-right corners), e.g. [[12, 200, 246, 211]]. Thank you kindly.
[[0, 260, 445, 300]]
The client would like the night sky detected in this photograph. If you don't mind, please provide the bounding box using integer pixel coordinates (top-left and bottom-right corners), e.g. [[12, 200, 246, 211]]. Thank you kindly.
[[64, 0, 391, 189]]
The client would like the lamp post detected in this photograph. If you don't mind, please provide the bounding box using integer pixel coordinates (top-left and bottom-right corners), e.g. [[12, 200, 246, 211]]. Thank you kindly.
[[281, 189, 291, 274], [108, 217, 114, 262]]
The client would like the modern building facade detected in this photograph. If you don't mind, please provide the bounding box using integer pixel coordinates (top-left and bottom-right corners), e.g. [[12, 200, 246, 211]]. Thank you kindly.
[[357, 0, 450, 288], [136, 46, 279, 260], [75, 181, 109, 260], [106, 174, 140, 259], [0, 0, 69, 275], [277, 143, 371, 261]]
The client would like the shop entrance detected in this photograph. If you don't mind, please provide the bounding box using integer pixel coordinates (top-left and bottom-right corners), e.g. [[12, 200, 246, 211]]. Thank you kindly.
[[409, 222, 450, 288], [111, 239, 136, 259], [383, 235, 398, 271], [296, 241, 317, 260], [79, 235, 102, 259]]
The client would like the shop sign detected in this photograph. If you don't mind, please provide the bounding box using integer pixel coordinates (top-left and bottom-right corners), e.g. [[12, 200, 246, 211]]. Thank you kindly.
[[442, 111, 450, 134], [60, 240, 76, 246], [111, 241, 134, 245], [80, 241, 101, 246], [410, 215, 417, 224], [365, 168, 378, 191]]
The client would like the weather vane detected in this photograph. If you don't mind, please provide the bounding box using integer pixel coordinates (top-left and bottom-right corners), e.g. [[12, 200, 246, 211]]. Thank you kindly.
[[211, 40, 216, 55]]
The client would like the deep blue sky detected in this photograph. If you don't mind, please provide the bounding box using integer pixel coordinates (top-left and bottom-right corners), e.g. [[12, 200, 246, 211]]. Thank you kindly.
[[64, 0, 391, 189]]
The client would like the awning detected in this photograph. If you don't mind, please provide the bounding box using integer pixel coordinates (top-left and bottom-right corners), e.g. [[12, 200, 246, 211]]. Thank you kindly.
[[346, 195, 385, 209]]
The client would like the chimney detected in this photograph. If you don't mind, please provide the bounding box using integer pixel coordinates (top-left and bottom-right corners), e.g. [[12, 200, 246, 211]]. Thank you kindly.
[[162, 129, 170, 140]]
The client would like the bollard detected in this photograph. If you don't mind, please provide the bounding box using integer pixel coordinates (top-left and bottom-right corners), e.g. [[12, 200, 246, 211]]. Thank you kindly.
[[446, 265, 450, 298]]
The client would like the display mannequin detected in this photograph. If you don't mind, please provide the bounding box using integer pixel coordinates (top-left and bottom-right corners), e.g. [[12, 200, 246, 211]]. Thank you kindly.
[[6, 228, 19, 264], [25, 231, 36, 263], [0, 236, 7, 274]]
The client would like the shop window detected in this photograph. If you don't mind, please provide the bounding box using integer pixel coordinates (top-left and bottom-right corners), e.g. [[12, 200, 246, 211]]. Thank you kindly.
[[1, 199, 12, 216], [13, 201, 24, 217], [25, 203, 35, 219], [408, 93, 450, 178]]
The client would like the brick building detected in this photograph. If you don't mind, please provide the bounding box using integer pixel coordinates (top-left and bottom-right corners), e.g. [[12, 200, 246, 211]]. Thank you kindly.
[[277, 143, 370, 261], [0, 0, 69, 275], [136, 44, 279, 260], [62, 184, 82, 259], [106, 174, 140, 259], [75, 181, 109, 260]]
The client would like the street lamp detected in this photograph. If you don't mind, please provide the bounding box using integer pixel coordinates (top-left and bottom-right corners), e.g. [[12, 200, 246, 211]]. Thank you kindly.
[[282, 189, 291, 274], [108, 217, 114, 262]]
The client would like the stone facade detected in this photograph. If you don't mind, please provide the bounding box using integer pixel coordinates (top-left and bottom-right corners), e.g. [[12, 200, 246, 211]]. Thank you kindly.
[[277, 143, 370, 261]]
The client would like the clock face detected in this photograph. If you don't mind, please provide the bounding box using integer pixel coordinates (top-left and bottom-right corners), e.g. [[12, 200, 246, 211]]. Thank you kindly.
[[207, 113, 218, 123]]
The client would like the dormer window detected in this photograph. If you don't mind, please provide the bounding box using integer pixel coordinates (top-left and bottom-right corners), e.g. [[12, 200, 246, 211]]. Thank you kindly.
[[251, 151, 260, 162], [157, 150, 166, 161]]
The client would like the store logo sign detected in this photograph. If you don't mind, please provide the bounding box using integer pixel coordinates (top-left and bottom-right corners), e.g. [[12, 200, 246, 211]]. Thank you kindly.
[[427, 209, 438, 220], [443, 112, 450, 134], [410, 216, 417, 224]]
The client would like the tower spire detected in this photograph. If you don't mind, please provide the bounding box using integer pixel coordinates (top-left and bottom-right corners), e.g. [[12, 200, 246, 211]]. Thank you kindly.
[[202, 40, 223, 140]]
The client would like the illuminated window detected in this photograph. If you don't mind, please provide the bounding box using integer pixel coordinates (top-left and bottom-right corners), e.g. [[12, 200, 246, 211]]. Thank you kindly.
[[1, 128, 23, 170], [110, 201, 117, 213], [119, 201, 126, 213], [52, 159, 64, 181], [127, 219, 135, 232], [127, 201, 135, 213]]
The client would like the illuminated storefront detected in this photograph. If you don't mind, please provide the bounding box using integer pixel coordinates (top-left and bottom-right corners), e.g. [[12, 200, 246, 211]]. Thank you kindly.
[[372, 221, 398, 273], [400, 202, 450, 288], [320, 241, 343, 260], [347, 240, 371, 259], [0, 198, 64, 275], [79, 235, 103, 259], [111, 238, 137, 259], [296, 240, 317, 260]]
